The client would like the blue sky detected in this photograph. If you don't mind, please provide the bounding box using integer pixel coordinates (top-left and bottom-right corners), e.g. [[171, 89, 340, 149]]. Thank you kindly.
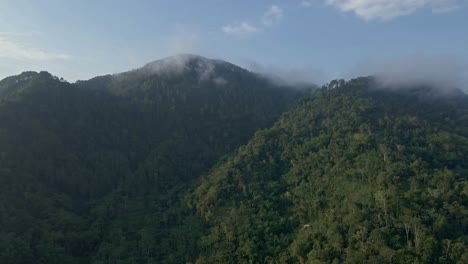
[[0, 0, 467, 87]]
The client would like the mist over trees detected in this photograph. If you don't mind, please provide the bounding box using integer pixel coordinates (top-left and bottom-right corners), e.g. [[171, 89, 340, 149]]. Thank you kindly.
[[192, 77, 468, 263], [0, 56, 304, 263], [0, 56, 466, 263]]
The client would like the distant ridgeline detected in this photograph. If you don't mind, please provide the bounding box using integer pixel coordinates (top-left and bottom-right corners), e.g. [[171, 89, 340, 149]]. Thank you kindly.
[[0, 56, 467, 263]]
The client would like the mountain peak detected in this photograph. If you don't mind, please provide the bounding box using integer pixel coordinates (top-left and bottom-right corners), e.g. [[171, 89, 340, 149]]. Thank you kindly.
[[143, 54, 220, 71], [134, 54, 249, 83], [167, 53, 211, 61]]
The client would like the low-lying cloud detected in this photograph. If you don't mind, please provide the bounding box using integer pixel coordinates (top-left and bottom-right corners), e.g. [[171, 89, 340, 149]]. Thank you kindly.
[[244, 60, 326, 87], [141, 54, 227, 85], [351, 54, 468, 92]]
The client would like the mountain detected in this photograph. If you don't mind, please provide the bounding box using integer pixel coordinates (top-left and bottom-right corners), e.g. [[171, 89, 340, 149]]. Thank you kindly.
[[0, 55, 307, 263], [1, 57, 467, 263], [191, 77, 468, 263]]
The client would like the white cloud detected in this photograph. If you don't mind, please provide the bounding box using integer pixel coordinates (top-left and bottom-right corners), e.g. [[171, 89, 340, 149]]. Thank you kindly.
[[244, 60, 327, 86], [0, 37, 70, 60], [222, 22, 259, 36], [325, 0, 463, 20], [262, 5, 284, 26], [351, 54, 468, 91], [141, 54, 227, 85], [222, 5, 284, 37]]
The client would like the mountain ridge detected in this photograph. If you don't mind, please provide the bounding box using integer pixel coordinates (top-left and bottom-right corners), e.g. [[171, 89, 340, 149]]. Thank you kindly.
[[191, 77, 468, 263], [0, 56, 466, 263], [0, 55, 306, 263], [2, 55, 319, 92]]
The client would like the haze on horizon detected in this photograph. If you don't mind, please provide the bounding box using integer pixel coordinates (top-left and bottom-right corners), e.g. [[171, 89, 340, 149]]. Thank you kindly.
[[0, 0, 467, 90]]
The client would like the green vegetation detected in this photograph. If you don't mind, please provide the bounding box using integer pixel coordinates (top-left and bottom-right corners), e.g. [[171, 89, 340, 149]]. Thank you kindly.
[[191, 78, 468, 263], [0, 60, 467, 263], [0, 57, 303, 264]]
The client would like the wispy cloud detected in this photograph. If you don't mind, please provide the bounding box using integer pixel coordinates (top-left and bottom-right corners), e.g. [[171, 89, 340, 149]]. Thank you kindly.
[[166, 30, 201, 54], [325, 0, 463, 21], [432, 4, 460, 14], [300, 1, 313, 7], [222, 5, 283, 37], [350, 54, 468, 91], [262, 5, 283, 26], [141, 54, 227, 85], [244, 60, 327, 86], [0, 37, 70, 60], [222, 22, 259, 36], [0, 31, 41, 37]]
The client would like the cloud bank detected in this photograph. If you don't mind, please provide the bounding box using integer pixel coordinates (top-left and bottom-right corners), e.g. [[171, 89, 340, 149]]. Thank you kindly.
[[244, 60, 326, 87], [351, 54, 468, 92], [325, 0, 463, 20], [140, 54, 228, 84]]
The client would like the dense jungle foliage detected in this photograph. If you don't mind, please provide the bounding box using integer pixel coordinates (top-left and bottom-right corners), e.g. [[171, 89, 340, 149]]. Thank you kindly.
[[192, 78, 468, 263], [0, 57, 466, 263], [0, 56, 303, 263]]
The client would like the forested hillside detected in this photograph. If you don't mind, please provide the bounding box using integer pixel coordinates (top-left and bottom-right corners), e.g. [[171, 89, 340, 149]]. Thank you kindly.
[[1, 58, 467, 263], [191, 78, 468, 263], [0, 55, 305, 263]]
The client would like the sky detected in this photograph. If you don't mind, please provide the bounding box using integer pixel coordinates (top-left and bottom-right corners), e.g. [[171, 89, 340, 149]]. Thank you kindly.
[[0, 0, 467, 88]]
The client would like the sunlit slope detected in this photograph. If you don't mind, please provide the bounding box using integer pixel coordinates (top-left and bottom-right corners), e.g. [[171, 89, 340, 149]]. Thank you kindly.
[[192, 77, 468, 263]]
